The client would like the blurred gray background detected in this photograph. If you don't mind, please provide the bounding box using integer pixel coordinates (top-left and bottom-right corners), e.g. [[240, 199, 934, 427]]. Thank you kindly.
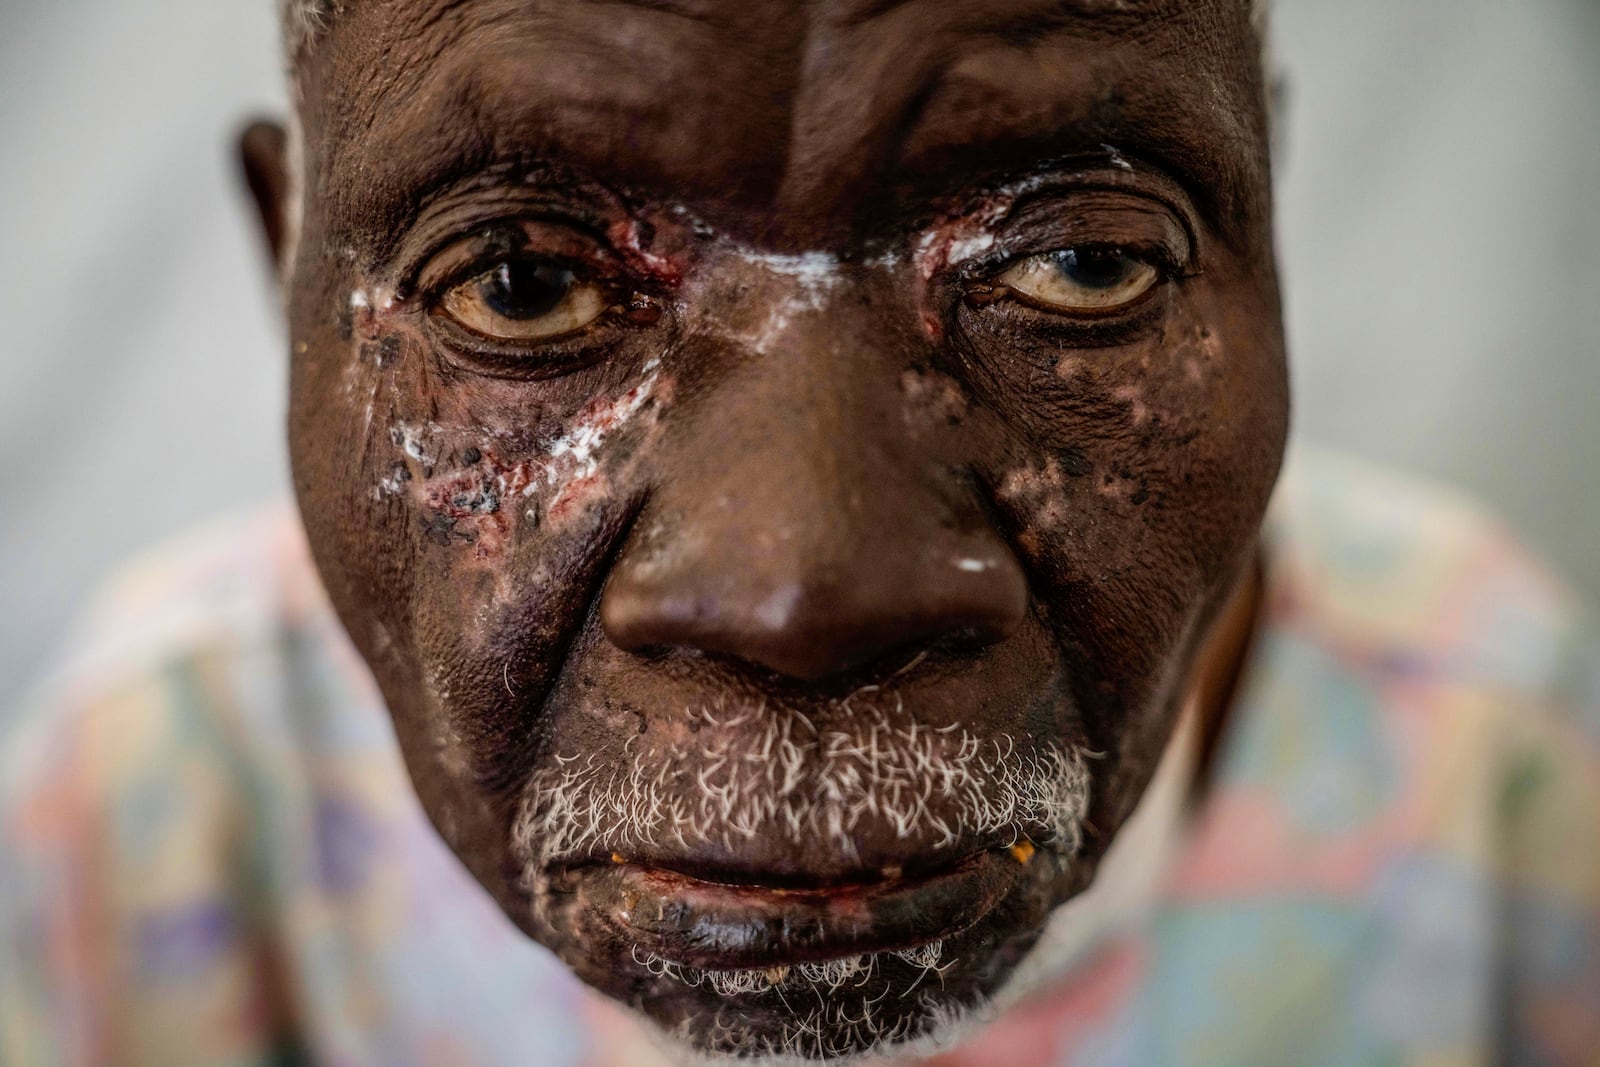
[[1, 0, 1597, 715]]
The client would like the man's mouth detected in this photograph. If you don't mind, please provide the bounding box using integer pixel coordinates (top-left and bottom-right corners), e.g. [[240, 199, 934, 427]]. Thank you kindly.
[[565, 840, 1041, 975]]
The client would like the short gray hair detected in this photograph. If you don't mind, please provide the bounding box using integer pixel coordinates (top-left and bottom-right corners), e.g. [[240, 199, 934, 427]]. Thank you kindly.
[[280, 0, 339, 60]]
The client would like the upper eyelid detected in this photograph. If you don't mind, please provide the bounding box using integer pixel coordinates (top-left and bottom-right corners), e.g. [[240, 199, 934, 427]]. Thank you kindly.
[[937, 171, 1202, 273], [413, 221, 622, 300], [959, 208, 1195, 284], [390, 177, 633, 293]]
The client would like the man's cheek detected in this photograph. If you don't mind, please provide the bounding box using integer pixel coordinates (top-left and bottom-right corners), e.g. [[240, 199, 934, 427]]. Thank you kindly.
[[1003, 298, 1267, 552], [295, 290, 673, 700], [983, 304, 1272, 686]]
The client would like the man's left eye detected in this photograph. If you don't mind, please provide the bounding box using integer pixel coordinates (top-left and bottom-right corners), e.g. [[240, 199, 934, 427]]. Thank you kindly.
[[437, 257, 611, 342], [992, 247, 1161, 314]]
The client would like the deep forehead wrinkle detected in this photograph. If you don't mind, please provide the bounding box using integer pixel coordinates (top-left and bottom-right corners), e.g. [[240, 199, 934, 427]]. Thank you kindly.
[[307, 0, 1267, 254], [286, 0, 1250, 44], [771, 0, 1266, 237], [290, 0, 745, 49]]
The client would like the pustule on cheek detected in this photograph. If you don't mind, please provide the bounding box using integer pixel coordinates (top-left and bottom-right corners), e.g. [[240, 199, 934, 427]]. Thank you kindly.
[[900, 367, 971, 431], [998, 455, 1085, 560]]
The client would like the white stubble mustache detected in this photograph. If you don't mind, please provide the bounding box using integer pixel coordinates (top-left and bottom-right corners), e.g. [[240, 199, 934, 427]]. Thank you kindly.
[[510, 692, 1093, 879]]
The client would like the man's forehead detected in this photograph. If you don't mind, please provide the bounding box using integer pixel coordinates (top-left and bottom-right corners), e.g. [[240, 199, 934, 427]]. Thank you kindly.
[[296, 0, 1270, 252], [286, 0, 1262, 51]]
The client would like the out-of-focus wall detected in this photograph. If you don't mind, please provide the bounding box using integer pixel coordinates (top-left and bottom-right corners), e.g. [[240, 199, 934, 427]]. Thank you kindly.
[[1273, 0, 1600, 602], [0, 0, 288, 716], [1, 0, 1596, 715]]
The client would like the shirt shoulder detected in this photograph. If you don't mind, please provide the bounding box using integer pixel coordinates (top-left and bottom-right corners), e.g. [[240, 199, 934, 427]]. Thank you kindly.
[[0, 507, 597, 1067], [1268, 445, 1597, 706], [1152, 447, 1600, 1063], [1259, 447, 1600, 884]]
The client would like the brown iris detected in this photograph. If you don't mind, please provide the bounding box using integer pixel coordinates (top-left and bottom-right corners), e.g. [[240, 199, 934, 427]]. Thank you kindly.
[[437, 257, 610, 342]]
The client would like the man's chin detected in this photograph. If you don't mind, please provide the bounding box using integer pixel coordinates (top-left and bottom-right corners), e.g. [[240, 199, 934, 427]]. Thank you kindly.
[[536, 869, 1061, 1063], [603, 925, 1036, 1064]]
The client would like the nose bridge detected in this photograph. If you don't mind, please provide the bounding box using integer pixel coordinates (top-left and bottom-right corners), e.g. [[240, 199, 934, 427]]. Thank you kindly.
[[599, 264, 1028, 681], [743, 268, 895, 541], [685, 258, 920, 558]]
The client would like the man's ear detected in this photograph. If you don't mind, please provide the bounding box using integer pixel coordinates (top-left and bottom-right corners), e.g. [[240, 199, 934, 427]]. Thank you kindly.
[[239, 119, 292, 278]]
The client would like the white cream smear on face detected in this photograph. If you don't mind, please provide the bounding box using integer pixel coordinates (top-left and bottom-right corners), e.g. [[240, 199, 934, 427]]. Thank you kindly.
[[374, 358, 664, 522], [730, 251, 847, 355], [737, 251, 846, 298], [538, 356, 663, 485]]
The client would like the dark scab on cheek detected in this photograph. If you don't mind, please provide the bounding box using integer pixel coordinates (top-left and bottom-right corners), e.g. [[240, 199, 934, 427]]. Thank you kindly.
[[422, 513, 458, 545], [1059, 447, 1091, 478]]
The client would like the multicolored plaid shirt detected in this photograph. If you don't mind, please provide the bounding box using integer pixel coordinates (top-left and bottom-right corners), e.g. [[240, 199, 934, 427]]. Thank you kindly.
[[4, 447, 1599, 1066]]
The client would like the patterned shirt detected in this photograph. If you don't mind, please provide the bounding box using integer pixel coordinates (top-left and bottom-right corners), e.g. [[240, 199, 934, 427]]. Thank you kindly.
[[4, 447, 1598, 1067]]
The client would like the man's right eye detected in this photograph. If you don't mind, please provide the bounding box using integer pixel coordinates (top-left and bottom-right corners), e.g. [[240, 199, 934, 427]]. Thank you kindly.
[[436, 257, 611, 343]]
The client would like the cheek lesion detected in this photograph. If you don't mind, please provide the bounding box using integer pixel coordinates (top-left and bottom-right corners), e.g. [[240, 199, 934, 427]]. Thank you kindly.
[[367, 350, 675, 560]]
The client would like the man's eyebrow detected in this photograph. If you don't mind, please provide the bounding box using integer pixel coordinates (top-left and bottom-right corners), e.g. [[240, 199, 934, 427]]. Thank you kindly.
[[864, 5, 1265, 246]]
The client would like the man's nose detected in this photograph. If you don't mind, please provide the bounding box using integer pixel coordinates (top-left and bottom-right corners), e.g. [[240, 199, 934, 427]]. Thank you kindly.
[[599, 286, 1028, 682]]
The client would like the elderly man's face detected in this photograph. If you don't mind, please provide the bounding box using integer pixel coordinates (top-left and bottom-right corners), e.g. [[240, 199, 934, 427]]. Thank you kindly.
[[264, 0, 1284, 1057]]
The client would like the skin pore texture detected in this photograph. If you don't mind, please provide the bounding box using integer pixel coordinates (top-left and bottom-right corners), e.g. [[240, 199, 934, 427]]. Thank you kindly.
[[244, 0, 1287, 1061]]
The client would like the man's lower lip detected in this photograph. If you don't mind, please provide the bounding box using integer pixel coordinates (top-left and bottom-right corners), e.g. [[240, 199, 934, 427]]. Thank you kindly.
[[569, 844, 1037, 972]]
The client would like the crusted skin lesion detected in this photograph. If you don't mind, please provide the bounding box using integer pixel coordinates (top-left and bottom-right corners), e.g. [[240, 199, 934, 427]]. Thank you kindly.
[[378, 360, 671, 559]]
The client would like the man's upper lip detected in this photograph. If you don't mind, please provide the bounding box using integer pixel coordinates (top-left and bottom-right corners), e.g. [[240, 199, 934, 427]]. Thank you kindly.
[[572, 845, 1034, 972]]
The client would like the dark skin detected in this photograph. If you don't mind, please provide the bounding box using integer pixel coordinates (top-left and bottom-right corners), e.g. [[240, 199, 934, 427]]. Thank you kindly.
[[243, 0, 1286, 1057]]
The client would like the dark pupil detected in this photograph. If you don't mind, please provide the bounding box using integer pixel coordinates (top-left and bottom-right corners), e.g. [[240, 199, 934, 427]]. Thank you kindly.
[[480, 260, 574, 320], [1054, 248, 1132, 290]]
